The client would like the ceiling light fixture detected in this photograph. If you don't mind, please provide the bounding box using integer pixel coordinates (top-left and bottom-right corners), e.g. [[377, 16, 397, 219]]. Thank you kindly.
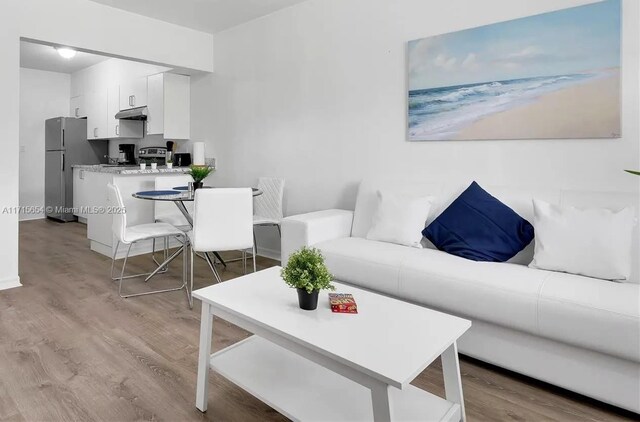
[[56, 47, 77, 59]]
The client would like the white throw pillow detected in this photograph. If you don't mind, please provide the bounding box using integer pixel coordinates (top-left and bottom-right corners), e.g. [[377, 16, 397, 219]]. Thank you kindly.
[[529, 199, 635, 281], [365, 190, 434, 248]]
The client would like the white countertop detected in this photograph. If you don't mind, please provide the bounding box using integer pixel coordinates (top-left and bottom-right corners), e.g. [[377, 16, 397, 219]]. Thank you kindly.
[[73, 164, 191, 175]]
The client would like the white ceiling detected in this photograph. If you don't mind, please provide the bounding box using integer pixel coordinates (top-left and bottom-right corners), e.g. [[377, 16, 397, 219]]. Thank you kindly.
[[87, 0, 308, 34], [20, 41, 109, 74]]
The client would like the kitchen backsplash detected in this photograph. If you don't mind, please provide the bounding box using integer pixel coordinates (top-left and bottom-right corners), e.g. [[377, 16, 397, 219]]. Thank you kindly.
[[108, 133, 191, 162]]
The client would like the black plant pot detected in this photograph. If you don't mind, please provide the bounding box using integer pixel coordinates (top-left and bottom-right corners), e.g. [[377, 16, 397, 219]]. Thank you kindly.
[[193, 181, 204, 190], [297, 288, 319, 311]]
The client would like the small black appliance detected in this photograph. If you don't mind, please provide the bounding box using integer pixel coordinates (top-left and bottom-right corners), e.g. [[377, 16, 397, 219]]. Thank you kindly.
[[173, 153, 192, 167], [119, 144, 136, 165]]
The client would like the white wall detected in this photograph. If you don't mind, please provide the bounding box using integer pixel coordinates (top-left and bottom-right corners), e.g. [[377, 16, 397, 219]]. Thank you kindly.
[[204, 0, 640, 258], [0, 5, 21, 289], [19, 68, 70, 221], [18, 0, 214, 72], [0, 0, 213, 289]]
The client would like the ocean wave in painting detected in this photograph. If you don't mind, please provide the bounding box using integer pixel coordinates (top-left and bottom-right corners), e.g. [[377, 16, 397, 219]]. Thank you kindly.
[[408, 72, 603, 140]]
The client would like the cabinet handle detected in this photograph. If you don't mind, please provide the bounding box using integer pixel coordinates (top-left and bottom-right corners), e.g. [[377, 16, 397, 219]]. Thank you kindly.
[[75, 107, 79, 117], [115, 124, 119, 136], [131, 95, 135, 106], [94, 128, 98, 138], [128, 95, 133, 107]]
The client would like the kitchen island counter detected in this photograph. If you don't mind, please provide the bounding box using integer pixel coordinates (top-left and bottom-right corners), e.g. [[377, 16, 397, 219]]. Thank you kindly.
[[73, 166, 193, 259], [73, 164, 191, 175]]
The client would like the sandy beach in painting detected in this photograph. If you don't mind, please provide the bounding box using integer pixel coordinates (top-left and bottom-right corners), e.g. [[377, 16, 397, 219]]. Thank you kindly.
[[408, 69, 621, 141], [454, 70, 621, 140]]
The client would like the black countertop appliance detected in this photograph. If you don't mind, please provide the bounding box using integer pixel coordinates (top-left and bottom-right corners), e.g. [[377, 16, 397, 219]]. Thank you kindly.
[[173, 153, 192, 167], [119, 144, 136, 165]]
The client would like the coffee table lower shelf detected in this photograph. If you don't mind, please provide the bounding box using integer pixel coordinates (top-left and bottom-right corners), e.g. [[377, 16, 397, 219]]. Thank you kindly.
[[209, 335, 461, 422]]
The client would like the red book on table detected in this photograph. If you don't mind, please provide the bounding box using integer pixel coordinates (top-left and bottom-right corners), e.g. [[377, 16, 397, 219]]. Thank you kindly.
[[329, 293, 358, 314]]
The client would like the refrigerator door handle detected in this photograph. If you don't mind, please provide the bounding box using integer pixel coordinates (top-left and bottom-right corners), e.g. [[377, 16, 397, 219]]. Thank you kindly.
[[62, 129, 65, 147], [61, 153, 65, 172]]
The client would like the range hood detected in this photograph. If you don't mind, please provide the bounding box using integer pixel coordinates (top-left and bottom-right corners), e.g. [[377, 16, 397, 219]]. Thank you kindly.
[[115, 106, 148, 120]]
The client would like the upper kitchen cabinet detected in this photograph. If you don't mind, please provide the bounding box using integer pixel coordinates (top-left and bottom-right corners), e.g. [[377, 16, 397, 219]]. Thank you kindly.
[[70, 95, 87, 118], [107, 85, 143, 139], [146, 73, 190, 139], [86, 89, 108, 140], [119, 76, 148, 110]]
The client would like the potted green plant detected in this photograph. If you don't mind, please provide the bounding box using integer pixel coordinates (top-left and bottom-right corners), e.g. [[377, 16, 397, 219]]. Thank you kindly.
[[166, 158, 173, 169], [150, 158, 158, 170], [281, 247, 335, 310], [189, 165, 214, 190]]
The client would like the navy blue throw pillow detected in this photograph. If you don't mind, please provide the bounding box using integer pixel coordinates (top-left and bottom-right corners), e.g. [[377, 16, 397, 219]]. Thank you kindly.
[[422, 182, 534, 262]]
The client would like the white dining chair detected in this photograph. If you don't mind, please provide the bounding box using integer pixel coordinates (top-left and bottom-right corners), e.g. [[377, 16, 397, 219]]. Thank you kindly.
[[253, 176, 285, 246], [152, 175, 193, 266], [188, 188, 254, 296], [107, 183, 188, 301]]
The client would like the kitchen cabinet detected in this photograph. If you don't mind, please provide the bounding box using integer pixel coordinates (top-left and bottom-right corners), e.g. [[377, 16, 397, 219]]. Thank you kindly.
[[72, 168, 89, 220], [70, 95, 86, 118], [119, 76, 147, 110], [146, 73, 190, 139], [85, 171, 115, 249], [86, 89, 108, 140], [107, 85, 143, 138]]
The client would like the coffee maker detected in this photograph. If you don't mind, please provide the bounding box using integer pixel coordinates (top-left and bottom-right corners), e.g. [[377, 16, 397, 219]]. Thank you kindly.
[[118, 144, 136, 165]]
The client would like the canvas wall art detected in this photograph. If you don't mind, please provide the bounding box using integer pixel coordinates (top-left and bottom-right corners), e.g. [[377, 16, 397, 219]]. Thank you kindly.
[[407, 0, 621, 141]]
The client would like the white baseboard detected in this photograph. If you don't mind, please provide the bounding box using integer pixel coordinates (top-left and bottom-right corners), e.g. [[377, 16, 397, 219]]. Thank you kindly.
[[257, 246, 281, 263], [0, 276, 21, 291], [19, 215, 45, 222]]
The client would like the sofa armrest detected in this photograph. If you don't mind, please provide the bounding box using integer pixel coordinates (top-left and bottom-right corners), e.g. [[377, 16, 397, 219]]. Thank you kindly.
[[281, 209, 354, 264]]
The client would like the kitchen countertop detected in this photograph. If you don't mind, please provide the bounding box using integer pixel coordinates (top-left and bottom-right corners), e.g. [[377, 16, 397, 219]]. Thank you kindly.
[[73, 164, 192, 175]]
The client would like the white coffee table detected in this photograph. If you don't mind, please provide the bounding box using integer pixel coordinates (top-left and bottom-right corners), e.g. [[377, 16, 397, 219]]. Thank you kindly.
[[193, 267, 471, 422]]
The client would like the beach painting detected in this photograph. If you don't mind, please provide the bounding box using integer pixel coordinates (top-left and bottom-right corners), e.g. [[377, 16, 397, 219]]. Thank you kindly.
[[408, 0, 621, 141]]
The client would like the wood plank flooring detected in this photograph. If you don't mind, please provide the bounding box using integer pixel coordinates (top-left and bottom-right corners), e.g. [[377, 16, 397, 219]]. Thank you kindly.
[[0, 219, 636, 421]]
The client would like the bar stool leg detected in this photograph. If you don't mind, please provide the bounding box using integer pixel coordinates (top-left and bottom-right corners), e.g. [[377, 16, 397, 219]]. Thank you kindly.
[[118, 244, 134, 297], [242, 250, 247, 274], [252, 244, 257, 273]]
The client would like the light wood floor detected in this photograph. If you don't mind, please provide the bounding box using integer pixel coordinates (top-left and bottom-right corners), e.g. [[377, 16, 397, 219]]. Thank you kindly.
[[0, 219, 635, 421]]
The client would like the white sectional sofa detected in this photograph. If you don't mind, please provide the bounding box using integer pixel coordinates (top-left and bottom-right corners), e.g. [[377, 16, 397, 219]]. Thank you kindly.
[[281, 180, 640, 413]]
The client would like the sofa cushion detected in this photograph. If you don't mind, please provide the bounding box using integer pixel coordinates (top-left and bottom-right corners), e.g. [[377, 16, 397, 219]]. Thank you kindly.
[[398, 248, 550, 335], [352, 179, 442, 239], [366, 191, 434, 248], [538, 272, 640, 362], [316, 237, 415, 297], [530, 199, 635, 281], [423, 182, 535, 262]]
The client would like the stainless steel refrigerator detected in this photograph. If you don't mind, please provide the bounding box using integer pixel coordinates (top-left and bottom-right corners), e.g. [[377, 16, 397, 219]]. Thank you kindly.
[[45, 117, 108, 222]]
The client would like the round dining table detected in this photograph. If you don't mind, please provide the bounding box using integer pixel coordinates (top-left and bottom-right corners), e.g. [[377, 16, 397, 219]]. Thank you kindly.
[[133, 186, 262, 226], [132, 186, 263, 280]]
